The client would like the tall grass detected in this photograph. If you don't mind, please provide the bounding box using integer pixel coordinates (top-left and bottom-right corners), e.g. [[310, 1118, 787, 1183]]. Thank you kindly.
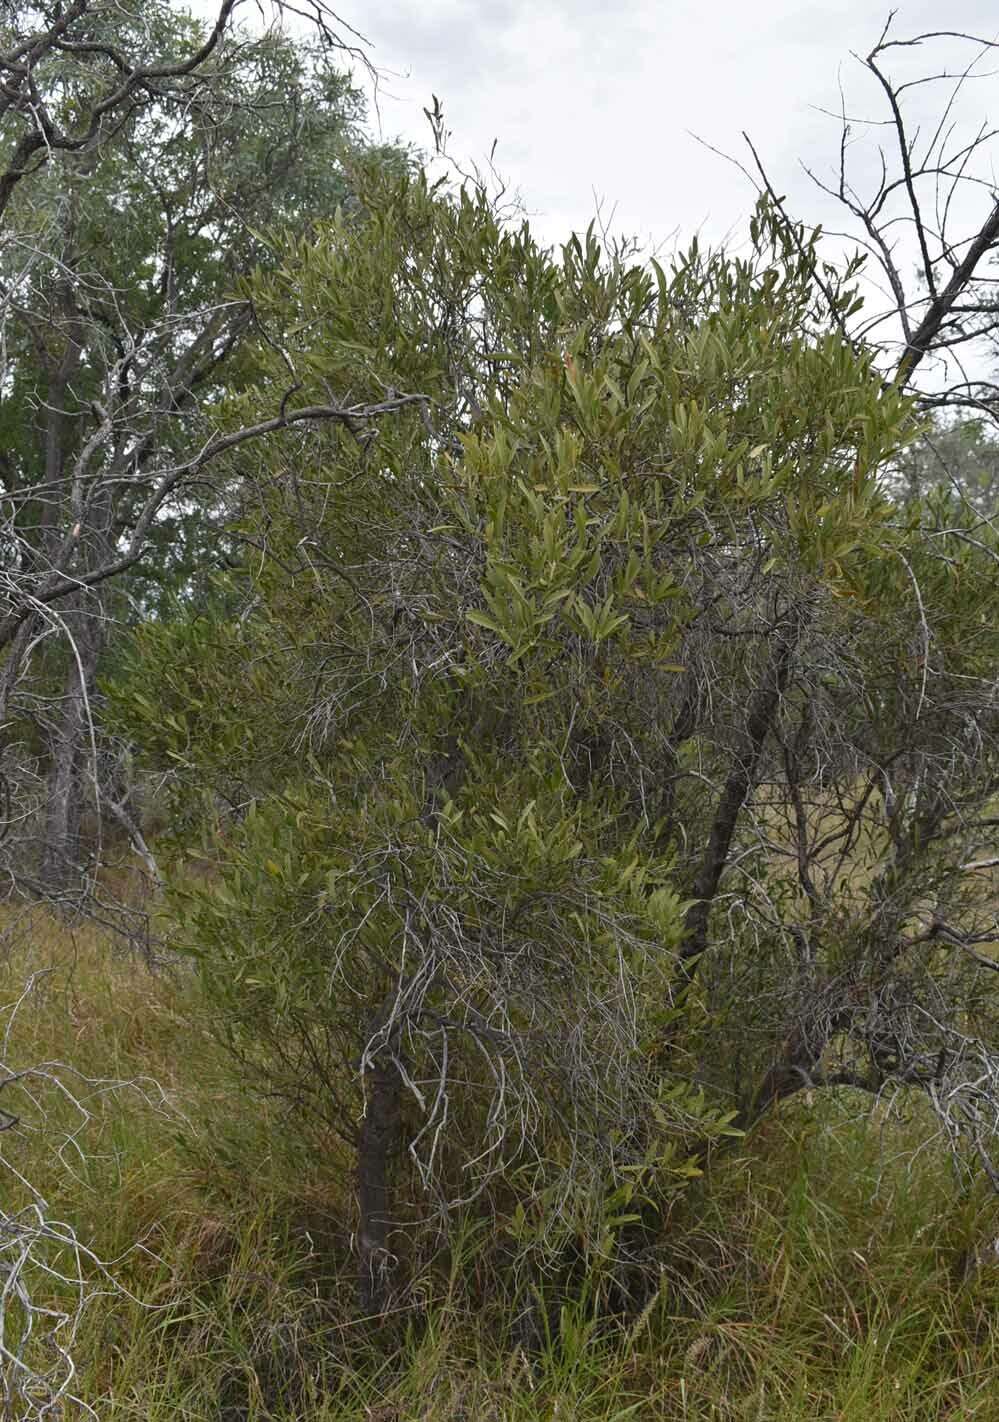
[[1, 903, 997, 1419]]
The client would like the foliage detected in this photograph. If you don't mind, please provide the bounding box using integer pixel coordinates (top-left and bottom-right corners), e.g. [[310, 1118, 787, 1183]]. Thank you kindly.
[[892, 417, 999, 515], [109, 168, 999, 1311], [1, 9, 997, 1411], [0, 3, 412, 899]]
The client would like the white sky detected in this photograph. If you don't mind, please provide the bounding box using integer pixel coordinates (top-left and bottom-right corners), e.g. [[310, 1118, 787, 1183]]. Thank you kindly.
[[324, 0, 998, 382], [203, 0, 998, 384], [347, 1, 996, 246]]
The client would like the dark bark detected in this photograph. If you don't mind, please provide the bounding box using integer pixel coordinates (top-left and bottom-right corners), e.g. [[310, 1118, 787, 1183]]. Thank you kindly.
[[894, 199, 999, 390], [618, 621, 804, 1293], [356, 1046, 402, 1316], [677, 620, 801, 976], [653, 669, 701, 850]]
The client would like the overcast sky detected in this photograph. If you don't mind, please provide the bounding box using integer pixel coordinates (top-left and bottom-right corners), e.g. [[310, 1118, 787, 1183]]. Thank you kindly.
[[302, 0, 993, 376], [345, 1, 996, 252], [187, 0, 996, 383]]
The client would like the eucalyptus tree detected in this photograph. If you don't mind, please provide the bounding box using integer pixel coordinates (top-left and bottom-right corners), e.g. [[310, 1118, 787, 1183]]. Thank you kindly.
[[0, 2, 411, 897]]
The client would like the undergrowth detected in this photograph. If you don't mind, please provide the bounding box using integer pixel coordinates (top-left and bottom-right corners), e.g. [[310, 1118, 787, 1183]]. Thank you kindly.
[[1, 903, 997, 1420]]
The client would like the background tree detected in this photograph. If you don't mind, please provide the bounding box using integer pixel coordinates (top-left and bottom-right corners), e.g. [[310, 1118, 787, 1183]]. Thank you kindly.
[[0, 9, 427, 1406], [891, 415, 999, 514], [0, 2, 412, 901]]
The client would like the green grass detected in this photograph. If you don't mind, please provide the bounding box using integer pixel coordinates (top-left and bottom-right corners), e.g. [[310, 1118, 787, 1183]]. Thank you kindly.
[[1, 904, 998, 1419]]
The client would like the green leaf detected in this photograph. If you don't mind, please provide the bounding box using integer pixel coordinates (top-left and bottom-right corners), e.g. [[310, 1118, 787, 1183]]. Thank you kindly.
[[466, 609, 506, 634]]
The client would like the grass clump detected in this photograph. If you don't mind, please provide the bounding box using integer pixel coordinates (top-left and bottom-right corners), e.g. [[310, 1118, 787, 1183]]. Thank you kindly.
[[0, 903, 997, 1419]]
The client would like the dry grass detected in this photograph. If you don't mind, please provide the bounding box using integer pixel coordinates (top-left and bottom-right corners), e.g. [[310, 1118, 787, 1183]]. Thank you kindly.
[[0, 902, 997, 1418]]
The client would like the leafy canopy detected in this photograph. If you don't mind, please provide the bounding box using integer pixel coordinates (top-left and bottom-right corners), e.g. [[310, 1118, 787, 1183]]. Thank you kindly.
[[112, 168, 999, 1295]]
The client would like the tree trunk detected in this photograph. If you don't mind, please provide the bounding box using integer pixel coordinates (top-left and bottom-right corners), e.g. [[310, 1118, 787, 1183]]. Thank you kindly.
[[677, 620, 801, 977], [356, 1046, 402, 1316], [38, 597, 105, 896]]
